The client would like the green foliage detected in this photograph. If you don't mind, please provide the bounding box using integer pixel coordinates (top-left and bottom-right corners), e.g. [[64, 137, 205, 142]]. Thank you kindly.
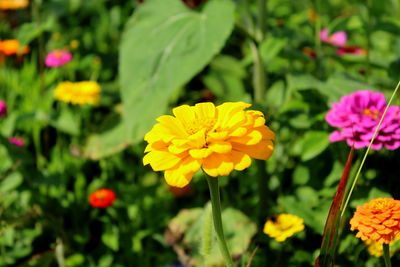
[[119, 0, 235, 143], [1, 0, 400, 266]]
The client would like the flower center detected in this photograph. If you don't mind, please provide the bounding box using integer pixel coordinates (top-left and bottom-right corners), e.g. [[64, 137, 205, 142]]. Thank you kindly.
[[368, 199, 393, 211], [54, 50, 63, 59], [185, 117, 216, 135], [96, 191, 107, 200], [362, 108, 379, 120]]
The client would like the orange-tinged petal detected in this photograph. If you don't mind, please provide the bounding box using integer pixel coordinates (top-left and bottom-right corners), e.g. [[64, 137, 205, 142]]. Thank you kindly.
[[232, 139, 274, 160], [202, 153, 234, 177], [230, 129, 263, 145], [231, 150, 252, 170]]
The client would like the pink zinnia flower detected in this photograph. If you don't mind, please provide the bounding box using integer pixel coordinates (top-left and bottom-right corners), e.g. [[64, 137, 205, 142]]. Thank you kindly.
[[9, 137, 25, 147], [320, 28, 347, 47], [336, 46, 367, 57], [326, 90, 400, 150], [45, 49, 72, 67], [0, 100, 7, 117]]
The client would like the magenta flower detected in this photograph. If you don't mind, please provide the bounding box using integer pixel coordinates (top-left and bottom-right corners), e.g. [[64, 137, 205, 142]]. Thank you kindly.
[[45, 49, 72, 67], [9, 137, 25, 147], [336, 46, 367, 57], [326, 90, 400, 150], [0, 100, 7, 117], [320, 28, 347, 47]]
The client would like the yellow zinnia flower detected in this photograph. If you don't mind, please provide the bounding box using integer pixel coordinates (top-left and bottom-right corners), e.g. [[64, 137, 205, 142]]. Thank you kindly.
[[364, 237, 400, 257], [143, 102, 275, 187], [263, 213, 305, 242], [54, 81, 101, 105]]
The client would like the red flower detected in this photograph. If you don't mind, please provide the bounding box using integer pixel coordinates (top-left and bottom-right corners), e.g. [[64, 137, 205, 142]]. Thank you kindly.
[[89, 188, 116, 208]]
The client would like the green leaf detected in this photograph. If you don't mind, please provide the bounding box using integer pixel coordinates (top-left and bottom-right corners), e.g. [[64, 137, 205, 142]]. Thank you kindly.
[[0, 172, 23, 193], [119, 0, 235, 143], [50, 108, 80, 136], [259, 36, 287, 63], [318, 73, 377, 102], [167, 205, 256, 265], [102, 226, 119, 251], [299, 131, 330, 161], [83, 121, 131, 160], [203, 55, 249, 102]]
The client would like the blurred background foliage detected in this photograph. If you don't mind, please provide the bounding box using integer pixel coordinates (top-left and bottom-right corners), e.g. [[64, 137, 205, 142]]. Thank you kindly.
[[1, 0, 400, 266]]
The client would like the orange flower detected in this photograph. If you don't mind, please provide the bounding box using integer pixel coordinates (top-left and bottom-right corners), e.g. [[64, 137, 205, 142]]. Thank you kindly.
[[0, 40, 29, 56], [350, 198, 400, 244], [0, 0, 29, 10], [89, 188, 116, 208]]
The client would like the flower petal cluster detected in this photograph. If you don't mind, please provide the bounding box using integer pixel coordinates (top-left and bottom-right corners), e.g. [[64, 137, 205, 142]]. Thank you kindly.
[[0, 39, 29, 56], [0, 100, 7, 117], [0, 0, 29, 10], [89, 188, 116, 208], [54, 81, 101, 105], [263, 213, 305, 242], [350, 198, 400, 244], [45, 49, 73, 67], [143, 102, 275, 188], [320, 28, 347, 47], [9, 137, 25, 147], [326, 90, 400, 150]]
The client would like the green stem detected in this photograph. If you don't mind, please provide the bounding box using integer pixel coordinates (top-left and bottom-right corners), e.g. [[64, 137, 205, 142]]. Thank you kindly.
[[205, 176, 234, 267], [383, 244, 392, 267], [314, 0, 323, 78], [257, 0, 266, 42], [250, 41, 266, 103]]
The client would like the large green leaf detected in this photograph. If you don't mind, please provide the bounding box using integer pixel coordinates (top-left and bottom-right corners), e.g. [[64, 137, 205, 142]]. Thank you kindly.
[[119, 0, 235, 142]]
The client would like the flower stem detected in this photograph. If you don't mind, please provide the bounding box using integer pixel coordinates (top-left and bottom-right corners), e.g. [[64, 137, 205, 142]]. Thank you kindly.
[[205, 176, 234, 267], [383, 244, 392, 267]]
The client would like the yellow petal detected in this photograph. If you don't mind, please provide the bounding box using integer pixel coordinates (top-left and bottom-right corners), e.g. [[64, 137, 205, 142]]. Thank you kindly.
[[194, 102, 216, 120], [189, 148, 212, 159], [209, 141, 232, 154], [156, 115, 188, 138], [172, 105, 196, 130], [229, 129, 263, 145], [143, 150, 181, 171], [216, 102, 251, 129], [168, 144, 189, 154], [207, 131, 228, 141], [164, 157, 201, 188], [229, 127, 247, 137], [202, 153, 234, 177], [164, 169, 193, 188]]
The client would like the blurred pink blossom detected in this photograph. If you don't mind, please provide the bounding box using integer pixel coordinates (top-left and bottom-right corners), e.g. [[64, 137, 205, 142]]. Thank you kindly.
[[326, 90, 400, 150], [9, 137, 25, 147], [320, 28, 347, 47], [45, 49, 72, 67], [336, 46, 367, 57], [0, 100, 7, 117]]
